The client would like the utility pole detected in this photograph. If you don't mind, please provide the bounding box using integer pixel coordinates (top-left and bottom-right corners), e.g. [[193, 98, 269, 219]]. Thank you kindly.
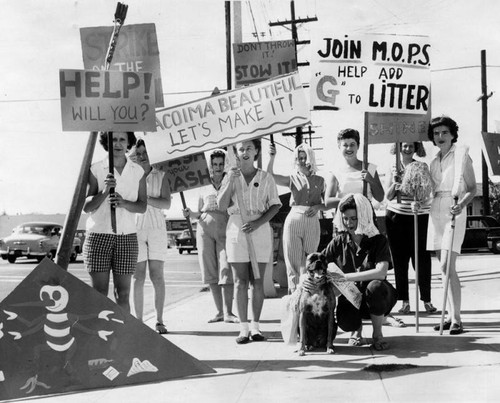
[[480, 49, 492, 215], [269, 1, 317, 147]]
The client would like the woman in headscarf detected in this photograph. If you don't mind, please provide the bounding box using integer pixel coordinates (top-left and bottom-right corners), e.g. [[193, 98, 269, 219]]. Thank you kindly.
[[321, 193, 397, 351], [267, 142, 327, 292]]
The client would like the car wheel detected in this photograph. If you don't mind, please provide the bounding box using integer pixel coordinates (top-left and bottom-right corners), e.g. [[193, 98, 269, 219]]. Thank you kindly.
[[7, 256, 16, 264], [48, 250, 56, 260], [490, 241, 500, 254], [179, 249, 183, 254], [70, 252, 77, 263], [187, 250, 191, 254]]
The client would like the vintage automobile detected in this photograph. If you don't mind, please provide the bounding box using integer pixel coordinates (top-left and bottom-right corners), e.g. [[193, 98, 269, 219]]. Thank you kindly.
[[462, 215, 500, 254], [175, 229, 197, 254], [0, 222, 81, 264]]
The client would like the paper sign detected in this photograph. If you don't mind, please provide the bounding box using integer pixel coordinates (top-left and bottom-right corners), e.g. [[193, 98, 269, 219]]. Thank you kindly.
[[159, 153, 211, 193], [144, 71, 310, 164], [80, 24, 164, 108], [59, 69, 156, 132], [233, 40, 297, 86], [481, 132, 500, 175], [366, 112, 429, 144], [310, 33, 431, 114]]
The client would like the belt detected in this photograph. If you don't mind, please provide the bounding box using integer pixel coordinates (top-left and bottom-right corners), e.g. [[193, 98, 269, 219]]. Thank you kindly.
[[435, 191, 452, 197]]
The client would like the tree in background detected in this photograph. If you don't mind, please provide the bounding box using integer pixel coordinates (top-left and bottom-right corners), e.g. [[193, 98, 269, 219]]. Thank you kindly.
[[489, 179, 500, 221]]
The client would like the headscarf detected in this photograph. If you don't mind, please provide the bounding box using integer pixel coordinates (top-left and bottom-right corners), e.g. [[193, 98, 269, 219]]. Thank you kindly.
[[333, 193, 379, 238], [293, 143, 318, 174]]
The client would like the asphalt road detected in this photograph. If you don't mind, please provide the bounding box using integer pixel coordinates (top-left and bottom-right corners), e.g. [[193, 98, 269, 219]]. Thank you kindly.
[[0, 247, 205, 320]]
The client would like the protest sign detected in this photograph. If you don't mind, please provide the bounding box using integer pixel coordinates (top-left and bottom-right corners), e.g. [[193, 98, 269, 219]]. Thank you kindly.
[[80, 23, 164, 107], [481, 132, 500, 176], [310, 33, 431, 114], [159, 152, 211, 193], [59, 69, 156, 132], [233, 40, 296, 86], [365, 112, 429, 144], [143, 71, 310, 164]]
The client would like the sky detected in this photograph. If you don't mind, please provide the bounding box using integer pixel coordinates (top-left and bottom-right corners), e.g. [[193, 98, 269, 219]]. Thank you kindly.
[[2, 0, 500, 218]]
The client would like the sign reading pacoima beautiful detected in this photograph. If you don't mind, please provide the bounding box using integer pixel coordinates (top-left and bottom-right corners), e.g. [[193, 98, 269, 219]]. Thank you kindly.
[[80, 24, 165, 108], [59, 69, 156, 132], [143, 71, 310, 164], [233, 40, 297, 86], [310, 33, 431, 114]]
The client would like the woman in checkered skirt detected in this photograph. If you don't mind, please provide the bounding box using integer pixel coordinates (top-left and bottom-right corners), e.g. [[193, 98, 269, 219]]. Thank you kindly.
[[83, 132, 147, 312]]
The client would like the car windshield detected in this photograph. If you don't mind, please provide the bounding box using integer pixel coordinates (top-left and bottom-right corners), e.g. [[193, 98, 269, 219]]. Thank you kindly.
[[15, 225, 55, 236]]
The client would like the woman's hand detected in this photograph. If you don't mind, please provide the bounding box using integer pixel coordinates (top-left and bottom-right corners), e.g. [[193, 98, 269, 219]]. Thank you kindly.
[[361, 169, 375, 184], [450, 202, 463, 216], [242, 219, 260, 233], [109, 192, 124, 208], [269, 143, 276, 157], [103, 173, 116, 193], [182, 208, 192, 218], [305, 205, 320, 217]]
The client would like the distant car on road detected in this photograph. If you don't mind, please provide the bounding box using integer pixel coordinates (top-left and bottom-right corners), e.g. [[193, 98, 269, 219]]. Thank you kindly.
[[462, 215, 500, 254], [176, 229, 197, 254], [0, 222, 81, 263]]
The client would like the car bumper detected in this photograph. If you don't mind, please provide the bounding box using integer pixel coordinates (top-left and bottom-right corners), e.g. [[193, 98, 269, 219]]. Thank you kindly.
[[176, 244, 195, 250], [1, 248, 47, 259]]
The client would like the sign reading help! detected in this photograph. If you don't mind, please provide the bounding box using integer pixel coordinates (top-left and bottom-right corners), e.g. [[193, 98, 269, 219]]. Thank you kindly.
[[59, 69, 156, 132], [144, 71, 310, 164], [310, 33, 431, 114]]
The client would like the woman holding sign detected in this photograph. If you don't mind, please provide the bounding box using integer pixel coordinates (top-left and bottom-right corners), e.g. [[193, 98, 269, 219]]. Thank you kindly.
[[267, 142, 326, 292], [218, 139, 281, 344], [83, 132, 147, 312], [130, 139, 171, 334], [324, 128, 384, 210], [426, 116, 476, 335], [183, 149, 239, 324]]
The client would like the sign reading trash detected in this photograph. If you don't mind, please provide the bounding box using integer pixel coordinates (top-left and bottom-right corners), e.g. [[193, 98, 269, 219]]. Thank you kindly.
[[310, 33, 431, 114], [144, 71, 310, 164], [80, 23, 165, 108], [233, 40, 297, 86], [59, 69, 156, 132], [159, 152, 211, 193]]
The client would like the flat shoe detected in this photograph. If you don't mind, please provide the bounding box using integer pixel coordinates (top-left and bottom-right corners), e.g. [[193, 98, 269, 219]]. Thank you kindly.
[[236, 333, 250, 344], [424, 302, 437, 313], [155, 322, 168, 334], [450, 322, 464, 335], [372, 339, 390, 351], [398, 303, 410, 314], [208, 315, 224, 323], [224, 314, 240, 323], [433, 320, 451, 331], [383, 315, 406, 328], [348, 336, 363, 347], [250, 332, 265, 342]]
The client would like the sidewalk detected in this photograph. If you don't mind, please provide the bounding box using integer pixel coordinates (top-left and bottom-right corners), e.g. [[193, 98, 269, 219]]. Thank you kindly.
[[38, 258, 500, 403]]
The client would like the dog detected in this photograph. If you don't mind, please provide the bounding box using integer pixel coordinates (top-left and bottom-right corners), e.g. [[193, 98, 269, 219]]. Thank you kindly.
[[297, 253, 337, 356]]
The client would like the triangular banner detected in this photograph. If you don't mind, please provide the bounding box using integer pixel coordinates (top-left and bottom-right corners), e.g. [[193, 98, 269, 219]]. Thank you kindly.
[[0, 259, 214, 400]]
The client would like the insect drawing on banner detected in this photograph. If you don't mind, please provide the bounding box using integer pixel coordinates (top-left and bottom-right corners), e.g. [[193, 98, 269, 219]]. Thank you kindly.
[[0, 282, 124, 394]]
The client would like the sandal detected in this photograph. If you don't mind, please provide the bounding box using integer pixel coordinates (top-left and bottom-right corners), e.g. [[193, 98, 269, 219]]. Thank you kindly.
[[383, 314, 406, 328], [372, 338, 390, 351], [424, 302, 437, 313], [348, 336, 364, 346], [208, 314, 224, 323], [155, 322, 168, 334], [224, 314, 240, 323], [398, 302, 411, 314]]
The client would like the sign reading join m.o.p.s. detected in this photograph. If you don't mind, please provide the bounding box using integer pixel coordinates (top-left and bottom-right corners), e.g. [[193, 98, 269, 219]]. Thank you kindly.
[[143, 71, 310, 164], [310, 33, 431, 114], [59, 69, 156, 132]]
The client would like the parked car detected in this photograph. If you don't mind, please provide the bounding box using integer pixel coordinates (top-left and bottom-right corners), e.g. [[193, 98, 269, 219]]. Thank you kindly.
[[462, 215, 500, 254], [0, 222, 81, 263], [175, 229, 197, 254]]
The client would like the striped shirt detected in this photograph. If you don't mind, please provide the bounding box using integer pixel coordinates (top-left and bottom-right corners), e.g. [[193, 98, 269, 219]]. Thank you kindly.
[[226, 169, 282, 216], [136, 168, 167, 230]]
